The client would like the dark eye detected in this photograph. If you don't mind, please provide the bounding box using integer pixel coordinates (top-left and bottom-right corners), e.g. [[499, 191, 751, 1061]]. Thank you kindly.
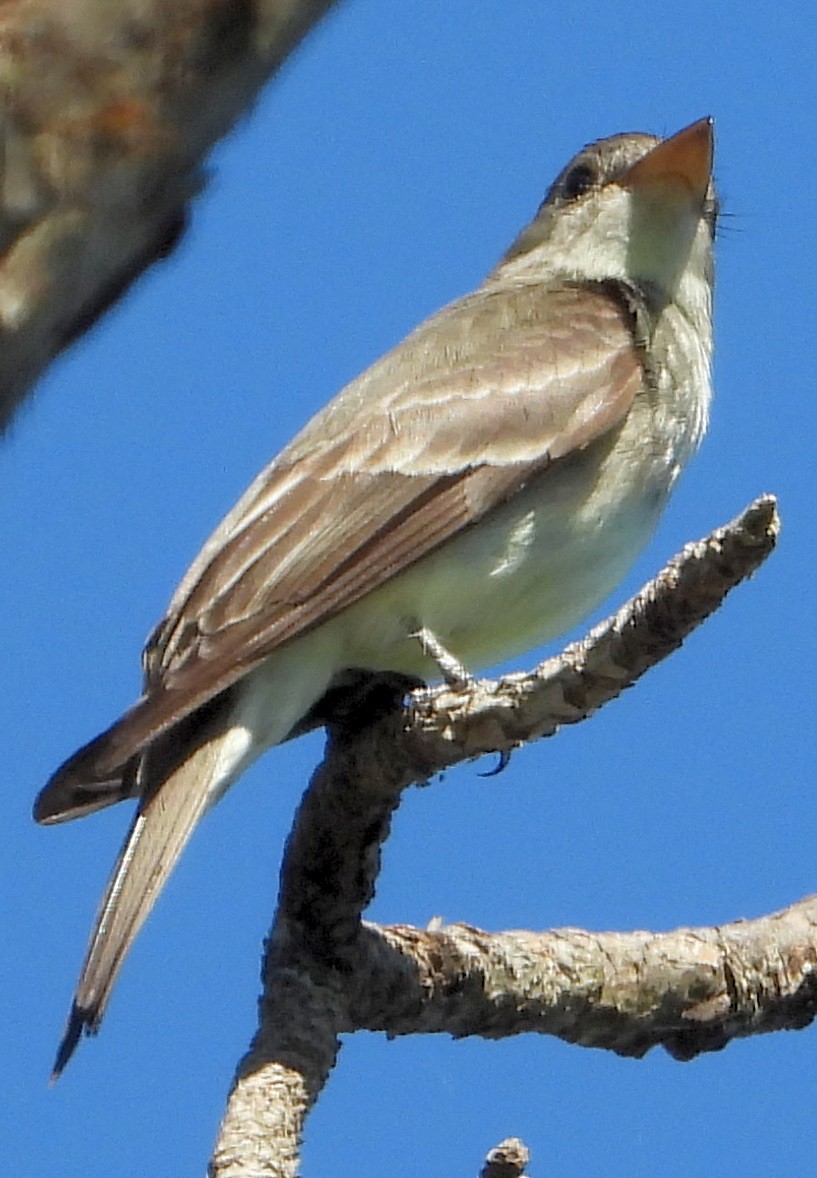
[[561, 163, 596, 201]]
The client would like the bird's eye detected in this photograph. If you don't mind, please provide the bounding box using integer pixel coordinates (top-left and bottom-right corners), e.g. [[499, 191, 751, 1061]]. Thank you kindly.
[[561, 163, 596, 201]]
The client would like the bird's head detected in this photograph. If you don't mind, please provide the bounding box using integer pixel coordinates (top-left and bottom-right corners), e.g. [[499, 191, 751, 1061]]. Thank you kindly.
[[495, 118, 717, 315]]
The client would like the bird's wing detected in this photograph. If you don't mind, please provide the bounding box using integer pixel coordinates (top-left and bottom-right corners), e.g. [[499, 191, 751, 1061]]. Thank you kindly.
[[36, 281, 644, 814]]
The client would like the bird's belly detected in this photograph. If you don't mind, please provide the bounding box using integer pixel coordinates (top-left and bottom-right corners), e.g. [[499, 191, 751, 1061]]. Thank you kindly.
[[240, 445, 669, 757], [333, 451, 667, 679]]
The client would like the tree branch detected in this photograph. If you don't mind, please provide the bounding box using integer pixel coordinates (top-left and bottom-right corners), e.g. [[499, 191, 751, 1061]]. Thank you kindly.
[[210, 496, 782, 1176], [0, 0, 341, 429], [349, 896, 817, 1058]]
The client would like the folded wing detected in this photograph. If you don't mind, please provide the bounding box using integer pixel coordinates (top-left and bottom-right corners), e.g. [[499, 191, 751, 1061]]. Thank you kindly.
[[35, 281, 644, 821]]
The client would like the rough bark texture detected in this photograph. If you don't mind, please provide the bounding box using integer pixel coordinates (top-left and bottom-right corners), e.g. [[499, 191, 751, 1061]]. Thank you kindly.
[[351, 898, 817, 1057], [210, 498, 788, 1177], [0, 0, 340, 429], [209, 968, 341, 1178]]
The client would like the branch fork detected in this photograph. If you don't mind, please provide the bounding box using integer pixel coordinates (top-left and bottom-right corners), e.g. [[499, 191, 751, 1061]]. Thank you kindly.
[[210, 497, 795, 1177]]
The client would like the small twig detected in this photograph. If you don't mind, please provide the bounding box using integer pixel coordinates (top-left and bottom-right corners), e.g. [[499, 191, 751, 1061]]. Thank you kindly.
[[481, 1138, 530, 1178]]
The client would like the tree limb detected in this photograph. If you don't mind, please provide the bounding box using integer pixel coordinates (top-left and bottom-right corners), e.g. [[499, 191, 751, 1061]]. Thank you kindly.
[[350, 896, 817, 1058], [0, 0, 341, 429], [210, 496, 783, 1176]]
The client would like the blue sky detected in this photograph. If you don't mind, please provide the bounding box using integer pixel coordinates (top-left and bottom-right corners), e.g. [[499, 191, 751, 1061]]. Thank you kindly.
[[4, 3, 817, 1174]]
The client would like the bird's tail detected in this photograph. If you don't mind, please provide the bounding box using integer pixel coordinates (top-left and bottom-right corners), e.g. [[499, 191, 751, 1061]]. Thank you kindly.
[[50, 714, 247, 1079]]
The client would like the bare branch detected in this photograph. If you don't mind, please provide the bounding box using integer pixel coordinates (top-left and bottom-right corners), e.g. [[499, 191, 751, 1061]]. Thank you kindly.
[[210, 498, 780, 1175], [208, 965, 341, 1178], [348, 896, 817, 1058], [0, 0, 340, 429]]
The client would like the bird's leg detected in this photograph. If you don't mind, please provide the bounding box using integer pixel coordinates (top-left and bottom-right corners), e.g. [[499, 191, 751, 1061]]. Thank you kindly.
[[410, 625, 472, 688]]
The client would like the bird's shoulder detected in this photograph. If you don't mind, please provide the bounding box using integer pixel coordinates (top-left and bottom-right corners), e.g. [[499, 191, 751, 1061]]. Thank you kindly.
[[142, 278, 644, 688]]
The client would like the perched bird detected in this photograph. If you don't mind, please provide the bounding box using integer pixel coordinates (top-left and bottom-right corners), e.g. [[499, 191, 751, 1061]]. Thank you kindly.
[[36, 118, 717, 1076]]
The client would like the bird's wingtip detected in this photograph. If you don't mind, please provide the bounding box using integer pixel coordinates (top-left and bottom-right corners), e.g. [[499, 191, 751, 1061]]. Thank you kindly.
[[34, 740, 134, 825]]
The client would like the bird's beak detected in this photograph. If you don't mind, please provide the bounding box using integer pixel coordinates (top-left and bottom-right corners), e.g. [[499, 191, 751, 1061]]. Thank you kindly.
[[622, 117, 713, 203]]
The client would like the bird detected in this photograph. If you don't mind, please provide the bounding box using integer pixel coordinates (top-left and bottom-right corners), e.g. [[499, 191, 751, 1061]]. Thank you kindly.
[[35, 117, 717, 1077]]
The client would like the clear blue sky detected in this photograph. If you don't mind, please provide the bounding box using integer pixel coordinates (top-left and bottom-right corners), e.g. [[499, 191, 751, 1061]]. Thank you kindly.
[[5, 3, 816, 1174]]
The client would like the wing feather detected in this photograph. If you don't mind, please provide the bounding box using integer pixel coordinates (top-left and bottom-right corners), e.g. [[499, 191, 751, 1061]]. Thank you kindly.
[[42, 281, 644, 794]]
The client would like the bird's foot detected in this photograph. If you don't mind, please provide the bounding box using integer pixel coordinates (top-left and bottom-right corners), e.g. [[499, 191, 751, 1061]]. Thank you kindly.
[[410, 626, 472, 689]]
